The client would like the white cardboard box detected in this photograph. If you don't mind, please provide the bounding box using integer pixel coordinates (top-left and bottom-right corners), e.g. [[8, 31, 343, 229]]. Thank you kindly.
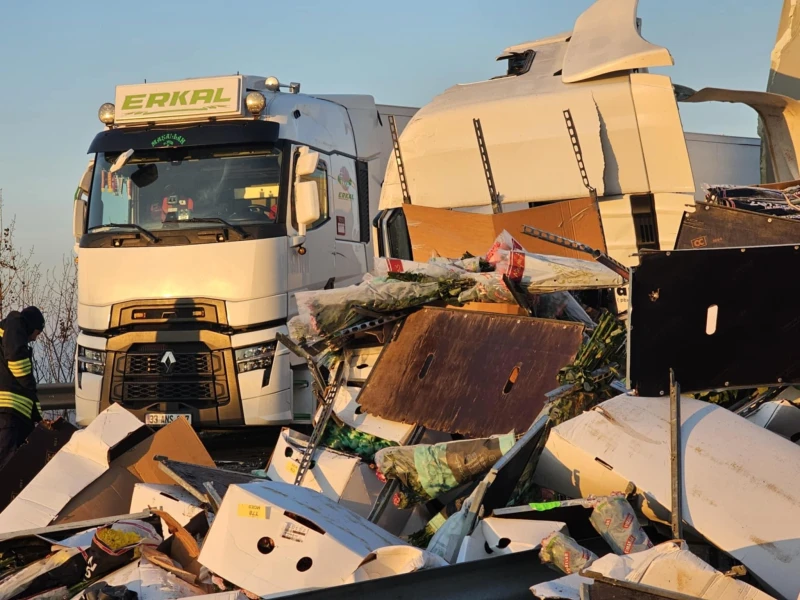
[[0, 404, 144, 533], [456, 517, 566, 563], [333, 386, 414, 444], [531, 541, 773, 600], [198, 481, 407, 598], [344, 545, 447, 583], [130, 483, 205, 532], [267, 428, 360, 502], [534, 394, 800, 600]]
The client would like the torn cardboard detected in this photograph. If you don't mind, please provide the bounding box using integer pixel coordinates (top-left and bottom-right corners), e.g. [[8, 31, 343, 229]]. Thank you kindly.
[[402, 199, 606, 262], [533, 394, 800, 600], [55, 417, 214, 525], [456, 518, 566, 563], [531, 541, 773, 600], [198, 481, 406, 597], [130, 483, 206, 531], [0, 404, 146, 534], [0, 419, 77, 512], [81, 558, 205, 600], [344, 546, 447, 583], [332, 386, 414, 444]]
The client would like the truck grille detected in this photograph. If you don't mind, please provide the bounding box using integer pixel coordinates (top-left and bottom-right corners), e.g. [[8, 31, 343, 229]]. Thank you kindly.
[[110, 342, 230, 409], [124, 381, 217, 401], [126, 353, 213, 376]]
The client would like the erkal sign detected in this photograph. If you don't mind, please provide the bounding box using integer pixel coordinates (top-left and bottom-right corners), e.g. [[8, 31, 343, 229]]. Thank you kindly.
[[115, 76, 244, 125]]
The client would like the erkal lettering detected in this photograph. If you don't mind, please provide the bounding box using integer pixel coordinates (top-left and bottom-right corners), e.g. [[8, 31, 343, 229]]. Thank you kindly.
[[123, 87, 232, 111], [338, 192, 354, 201]]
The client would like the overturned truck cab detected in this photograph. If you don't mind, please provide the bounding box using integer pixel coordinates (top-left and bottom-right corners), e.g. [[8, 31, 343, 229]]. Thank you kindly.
[[73, 75, 415, 428]]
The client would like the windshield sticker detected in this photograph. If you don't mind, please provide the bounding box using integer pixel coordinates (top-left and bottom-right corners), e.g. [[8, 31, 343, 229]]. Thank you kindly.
[[337, 166, 354, 201], [151, 133, 187, 148]]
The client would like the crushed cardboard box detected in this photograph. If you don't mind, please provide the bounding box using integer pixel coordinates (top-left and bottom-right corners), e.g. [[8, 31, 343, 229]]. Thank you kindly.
[[198, 481, 406, 597], [130, 484, 206, 531], [54, 416, 216, 524], [531, 541, 774, 600]]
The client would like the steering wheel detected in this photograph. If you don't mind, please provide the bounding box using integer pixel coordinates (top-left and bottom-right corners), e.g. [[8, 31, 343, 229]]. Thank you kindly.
[[229, 204, 274, 221]]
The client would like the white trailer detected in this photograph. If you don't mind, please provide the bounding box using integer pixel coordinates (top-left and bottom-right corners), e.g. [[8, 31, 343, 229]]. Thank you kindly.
[[375, 0, 778, 271]]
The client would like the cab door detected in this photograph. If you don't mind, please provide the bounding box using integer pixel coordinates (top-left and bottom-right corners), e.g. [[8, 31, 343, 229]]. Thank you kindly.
[[329, 154, 368, 287], [287, 147, 335, 296]]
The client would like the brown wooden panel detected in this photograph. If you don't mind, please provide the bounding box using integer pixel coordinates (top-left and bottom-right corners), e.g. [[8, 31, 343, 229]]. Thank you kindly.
[[357, 308, 583, 437], [403, 198, 606, 262]]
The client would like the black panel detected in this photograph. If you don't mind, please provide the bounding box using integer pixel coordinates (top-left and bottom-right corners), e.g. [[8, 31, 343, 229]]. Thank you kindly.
[[356, 160, 370, 244], [88, 120, 279, 153], [675, 202, 800, 250], [629, 245, 800, 395]]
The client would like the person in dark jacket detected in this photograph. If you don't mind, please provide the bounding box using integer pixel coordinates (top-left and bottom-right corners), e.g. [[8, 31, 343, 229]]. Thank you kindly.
[[0, 307, 45, 469]]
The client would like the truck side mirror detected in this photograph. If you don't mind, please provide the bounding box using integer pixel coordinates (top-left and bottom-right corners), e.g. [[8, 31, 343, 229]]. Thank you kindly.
[[295, 147, 320, 179], [295, 181, 320, 237]]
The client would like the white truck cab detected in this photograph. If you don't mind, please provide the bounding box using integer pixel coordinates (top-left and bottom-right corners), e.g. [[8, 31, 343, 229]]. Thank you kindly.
[[73, 74, 415, 428]]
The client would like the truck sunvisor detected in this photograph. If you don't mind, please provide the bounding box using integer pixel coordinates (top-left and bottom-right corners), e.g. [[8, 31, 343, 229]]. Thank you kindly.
[[87, 120, 280, 154]]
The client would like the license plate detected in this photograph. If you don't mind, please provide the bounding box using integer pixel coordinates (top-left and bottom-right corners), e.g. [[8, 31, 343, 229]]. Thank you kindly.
[[145, 413, 192, 426]]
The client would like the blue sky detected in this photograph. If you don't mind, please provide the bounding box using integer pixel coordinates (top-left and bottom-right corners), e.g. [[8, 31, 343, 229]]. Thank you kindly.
[[0, 0, 783, 268]]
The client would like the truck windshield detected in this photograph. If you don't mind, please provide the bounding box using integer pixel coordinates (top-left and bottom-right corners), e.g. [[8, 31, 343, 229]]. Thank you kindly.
[[87, 147, 282, 233]]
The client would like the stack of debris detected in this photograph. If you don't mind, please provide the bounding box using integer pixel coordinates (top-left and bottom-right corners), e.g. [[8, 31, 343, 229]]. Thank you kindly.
[[2, 197, 800, 600]]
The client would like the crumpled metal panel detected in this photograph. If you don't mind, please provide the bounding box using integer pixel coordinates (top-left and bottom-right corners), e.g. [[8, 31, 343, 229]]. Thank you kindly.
[[676, 202, 800, 250], [357, 308, 583, 438]]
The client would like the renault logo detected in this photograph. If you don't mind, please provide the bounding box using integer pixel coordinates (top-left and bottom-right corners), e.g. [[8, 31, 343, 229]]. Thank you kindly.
[[160, 351, 176, 374]]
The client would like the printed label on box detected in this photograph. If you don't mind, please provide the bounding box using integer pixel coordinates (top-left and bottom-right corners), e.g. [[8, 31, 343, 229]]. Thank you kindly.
[[237, 504, 270, 519]]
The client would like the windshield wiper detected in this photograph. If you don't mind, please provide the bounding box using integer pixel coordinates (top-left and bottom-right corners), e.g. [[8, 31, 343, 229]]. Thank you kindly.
[[89, 223, 159, 243], [180, 218, 249, 240]]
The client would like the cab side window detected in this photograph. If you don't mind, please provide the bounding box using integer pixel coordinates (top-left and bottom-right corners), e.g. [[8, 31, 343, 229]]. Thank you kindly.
[[292, 158, 329, 231]]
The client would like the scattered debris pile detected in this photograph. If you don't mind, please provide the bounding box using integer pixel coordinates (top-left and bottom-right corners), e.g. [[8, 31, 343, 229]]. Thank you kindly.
[[2, 202, 800, 600]]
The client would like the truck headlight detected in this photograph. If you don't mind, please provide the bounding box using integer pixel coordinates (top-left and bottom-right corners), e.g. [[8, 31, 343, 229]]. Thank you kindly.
[[235, 342, 277, 374], [78, 346, 106, 375]]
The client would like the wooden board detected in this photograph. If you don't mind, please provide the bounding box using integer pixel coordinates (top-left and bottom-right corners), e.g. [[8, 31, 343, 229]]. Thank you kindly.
[[357, 308, 583, 437], [675, 202, 800, 249], [403, 198, 606, 262]]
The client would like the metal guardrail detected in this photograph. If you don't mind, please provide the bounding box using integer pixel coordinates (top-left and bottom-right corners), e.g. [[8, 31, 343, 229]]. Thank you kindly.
[[39, 383, 76, 410]]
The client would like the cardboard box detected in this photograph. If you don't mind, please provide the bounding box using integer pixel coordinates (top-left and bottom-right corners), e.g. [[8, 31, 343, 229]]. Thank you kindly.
[[130, 483, 205, 531], [344, 546, 447, 583], [0, 404, 146, 534], [198, 481, 406, 597], [92, 558, 205, 600], [0, 418, 77, 512], [54, 416, 216, 524], [456, 518, 566, 563], [534, 394, 800, 600], [531, 541, 773, 600], [332, 387, 414, 444], [267, 428, 361, 502]]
